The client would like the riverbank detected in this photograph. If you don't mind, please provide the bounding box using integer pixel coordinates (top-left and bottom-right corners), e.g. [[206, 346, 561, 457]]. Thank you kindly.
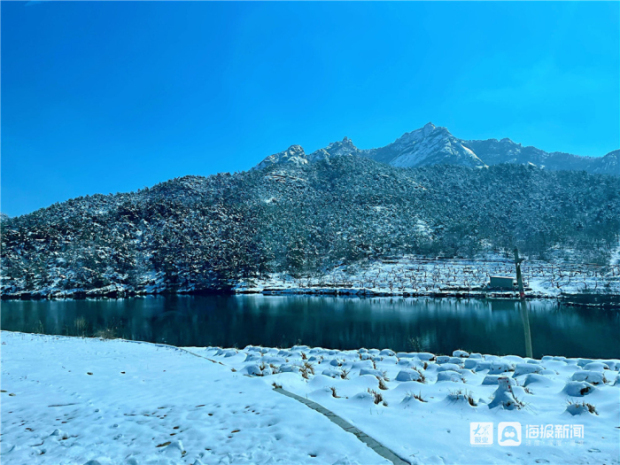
[[4, 288, 620, 309], [3, 257, 619, 307], [2, 331, 619, 464], [234, 257, 620, 307]]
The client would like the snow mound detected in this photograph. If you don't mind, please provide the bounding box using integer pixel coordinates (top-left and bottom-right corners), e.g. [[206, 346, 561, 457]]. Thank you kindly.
[[452, 350, 470, 358], [395, 370, 423, 382], [571, 371, 607, 385], [436, 371, 465, 383], [563, 381, 596, 397], [582, 362, 609, 372], [513, 363, 542, 377]]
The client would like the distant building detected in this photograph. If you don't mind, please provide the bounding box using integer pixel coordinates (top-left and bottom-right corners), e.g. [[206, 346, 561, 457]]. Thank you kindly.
[[489, 276, 515, 289]]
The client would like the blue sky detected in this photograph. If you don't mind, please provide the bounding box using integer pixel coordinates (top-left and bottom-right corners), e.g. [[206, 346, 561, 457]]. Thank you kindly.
[[2, 1, 619, 216]]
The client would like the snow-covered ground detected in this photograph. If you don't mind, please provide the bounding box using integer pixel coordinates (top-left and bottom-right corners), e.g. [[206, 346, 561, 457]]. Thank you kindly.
[[1, 332, 388, 465], [234, 256, 620, 299], [2, 332, 619, 465]]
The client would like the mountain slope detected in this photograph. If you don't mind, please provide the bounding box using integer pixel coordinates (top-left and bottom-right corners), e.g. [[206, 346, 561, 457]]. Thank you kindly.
[[2, 159, 619, 297], [464, 139, 619, 174]]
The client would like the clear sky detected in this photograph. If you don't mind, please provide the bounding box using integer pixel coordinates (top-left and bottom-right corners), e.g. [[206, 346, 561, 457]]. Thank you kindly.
[[2, 1, 619, 217]]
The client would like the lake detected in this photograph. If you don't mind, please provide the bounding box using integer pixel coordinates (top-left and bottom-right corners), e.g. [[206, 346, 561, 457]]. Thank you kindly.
[[2, 295, 619, 359]]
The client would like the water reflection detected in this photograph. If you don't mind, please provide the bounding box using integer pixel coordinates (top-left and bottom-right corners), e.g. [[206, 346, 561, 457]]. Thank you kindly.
[[519, 301, 533, 358], [1, 296, 618, 358]]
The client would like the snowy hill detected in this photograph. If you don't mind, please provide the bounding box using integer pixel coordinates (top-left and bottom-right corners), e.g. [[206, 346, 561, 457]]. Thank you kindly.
[[255, 123, 619, 176], [2, 158, 619, 298]]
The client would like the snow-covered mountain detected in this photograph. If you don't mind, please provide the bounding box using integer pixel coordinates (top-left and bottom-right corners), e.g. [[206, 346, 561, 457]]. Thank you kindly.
[[255, 123, 619, 175], [3, 158, 620, 298], [2, 123, 618, 298], [364, 123, 486, 168]]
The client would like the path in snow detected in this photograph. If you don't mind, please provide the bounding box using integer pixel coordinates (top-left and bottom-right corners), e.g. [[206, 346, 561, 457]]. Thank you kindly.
[[273, 387, 409, 465]]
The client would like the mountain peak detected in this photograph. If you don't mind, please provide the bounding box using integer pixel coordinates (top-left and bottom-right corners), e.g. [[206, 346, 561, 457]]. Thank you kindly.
[[254, 144, 307, 170], [365, 123, 486, 168], [308, 137, 360, 162], [422, 122, 436, 135], [286, 144, 305, 154]]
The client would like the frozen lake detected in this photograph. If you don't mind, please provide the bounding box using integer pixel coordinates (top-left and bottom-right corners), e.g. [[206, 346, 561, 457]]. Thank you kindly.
[[2, 295, 619, 358]]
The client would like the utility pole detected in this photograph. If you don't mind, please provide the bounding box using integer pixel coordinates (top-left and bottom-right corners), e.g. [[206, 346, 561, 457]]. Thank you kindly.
[[513, 247, 531, 356], [514, 247, 525, 299]]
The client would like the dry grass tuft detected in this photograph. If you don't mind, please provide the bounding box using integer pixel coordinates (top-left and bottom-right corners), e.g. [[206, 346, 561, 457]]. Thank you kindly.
[[377, 377, 389, 391], [367, 388, 386, 405], [449, 389, 477, 406], [567, 400, 598, 415], [407, 391, 427, 403], [413, 367, 427, 383], [300, 361, 315, 380]]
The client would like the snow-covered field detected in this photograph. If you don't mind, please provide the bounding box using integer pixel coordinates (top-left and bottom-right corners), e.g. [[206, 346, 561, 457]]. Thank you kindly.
[[1, 332, 388, 465], [235, 256, 620, 300], [2, 331, 619, 465]]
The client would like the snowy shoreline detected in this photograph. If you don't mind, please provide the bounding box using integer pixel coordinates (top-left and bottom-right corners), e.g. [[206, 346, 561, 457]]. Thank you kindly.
[[4, 256, 619, 307], [2, 331, 619, 465], [3, 286, 619, 308]]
